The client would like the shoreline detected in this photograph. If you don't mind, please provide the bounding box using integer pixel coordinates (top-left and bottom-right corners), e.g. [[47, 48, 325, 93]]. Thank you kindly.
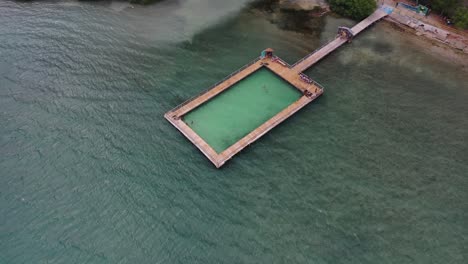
[[382, 17, 468, 71], [276, 0, 468, 67], [378, 0, 468, 65]]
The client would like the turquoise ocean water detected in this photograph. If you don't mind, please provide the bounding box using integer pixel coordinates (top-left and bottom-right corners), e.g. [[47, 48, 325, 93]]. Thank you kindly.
[[1, 1, 467, 263]]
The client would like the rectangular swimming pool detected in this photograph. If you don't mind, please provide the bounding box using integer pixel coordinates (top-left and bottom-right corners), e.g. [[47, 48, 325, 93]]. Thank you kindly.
[[183, 67, 302, 153]]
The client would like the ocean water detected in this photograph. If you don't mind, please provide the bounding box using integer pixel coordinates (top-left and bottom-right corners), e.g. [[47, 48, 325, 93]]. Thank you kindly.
[[184, 67, 301, 153], [1, 0, 467, 263]]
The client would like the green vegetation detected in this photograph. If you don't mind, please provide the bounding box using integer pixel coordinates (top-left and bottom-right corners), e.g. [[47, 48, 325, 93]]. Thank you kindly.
[[417, 0, 468, 29], [454, 7, 468, 29], [328, 0, 376, 20], [419, 0, 459, 15]]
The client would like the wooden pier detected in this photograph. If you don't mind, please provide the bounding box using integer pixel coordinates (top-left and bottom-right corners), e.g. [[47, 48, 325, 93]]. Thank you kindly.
[[165, 6, 392, 168], [292, 8, 390, 72], [165, 56, 323, 168]]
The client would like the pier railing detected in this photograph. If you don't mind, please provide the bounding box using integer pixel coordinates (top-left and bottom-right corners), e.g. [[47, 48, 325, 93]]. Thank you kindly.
[[299, 73, 325, 91], [291, 38, 337, 68], [171, 56, 262, 113]]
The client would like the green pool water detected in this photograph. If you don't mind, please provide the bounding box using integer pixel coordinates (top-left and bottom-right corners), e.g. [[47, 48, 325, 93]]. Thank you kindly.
[[183, 67, 302, 153]]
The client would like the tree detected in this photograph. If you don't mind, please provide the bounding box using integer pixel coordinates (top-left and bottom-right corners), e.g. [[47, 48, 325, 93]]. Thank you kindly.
[[328, 0, 377, 20], [454, 7, 468, 29], [430, 0, 460, 15]]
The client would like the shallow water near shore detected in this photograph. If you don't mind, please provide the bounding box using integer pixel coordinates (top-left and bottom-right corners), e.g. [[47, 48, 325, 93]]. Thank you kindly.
[[1, 1, 467, 263]]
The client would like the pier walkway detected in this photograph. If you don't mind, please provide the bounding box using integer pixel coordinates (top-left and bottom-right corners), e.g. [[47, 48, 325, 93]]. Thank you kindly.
[[292, 7, 391, 73]]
